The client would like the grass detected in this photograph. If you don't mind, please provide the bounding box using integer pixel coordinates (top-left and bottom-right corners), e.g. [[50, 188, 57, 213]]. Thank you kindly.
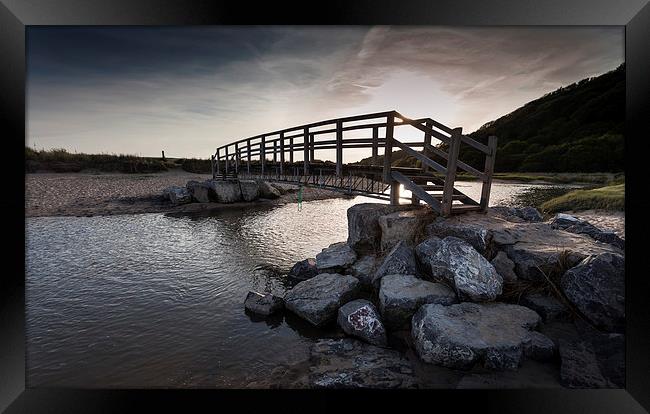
[[456, 171, 625, 185], [26, 147, 173, 173], [539, 183, 625, 213]]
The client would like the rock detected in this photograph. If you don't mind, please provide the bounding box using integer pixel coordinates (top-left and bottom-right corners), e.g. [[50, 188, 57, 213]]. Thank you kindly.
[[522, 331, 556, 361], [558, 340, 613, 388], [309, 338, 416, 388], [270, 183, 288, 194], [411, 302, 541, 370], [346, 203, 413, 253], [378, 208, 437, 251], [244, 291, 284, 316], [491, 206, 543, 222], [520, 293, 570, 322], [239, 180, 260, 202], [587, 332, 625, 387], [162, 186, 192, 205], [415, 236, 502, 302], [378, 274, 457, 330], [426, 218, 493, 256], [205, 179, 242, 203], [315, 242, 357, 272], [256, 180, 281, 199], [518, 206, 544, 222], [346, 255, 377, 286], [284, 273, 360, 326], [560, 252, 625, 333], [337, 299, 387, 346], [288, 258, 319, 281], [490, 251, 517, 284], [551, 214, 624, 250], [372, 241, 418, 286], [186, 180, 212, 203]]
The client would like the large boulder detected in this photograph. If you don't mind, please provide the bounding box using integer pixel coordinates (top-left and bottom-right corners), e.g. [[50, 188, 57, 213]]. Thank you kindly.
[[426, 218, 493, 256], [205, 179, 242, 203], [415, 236, 503, 302], [309, 338, 417, 388], [490, 251, 517, 284], [186, 180, 212, 203], [345, 255, 378, 287], [411, 302, 543, 370], [337, 299, 387, 346], [372, 241, 418, 286], [288, 258, 319, 281], [551, 213, 624, 250], [256, 180, 281, 199], [378, 274, 457, 330], [520, 293, 570, 322], [346, 203, 412, 253], [239, 180, 260, 202], [316, 242, 357, 272], [378, 208, 437, 251], [162, 186, 192, 205], [244, 291, 284, 316], [284, 273, 360, 326], [560, 252, 625, 333]]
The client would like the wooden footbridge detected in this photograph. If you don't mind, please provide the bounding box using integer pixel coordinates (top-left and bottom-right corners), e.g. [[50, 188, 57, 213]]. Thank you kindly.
[[211, 110, 497, 216]]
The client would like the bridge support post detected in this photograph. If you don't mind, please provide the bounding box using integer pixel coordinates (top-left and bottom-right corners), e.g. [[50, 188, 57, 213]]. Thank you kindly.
[[336, 120, 343, 176], [441, 127, 462, 216], [247, 139, 251, 174], [411, 193, 419, 205], [480, 135, 498, 212], [303, 127, 309, 176], [225, 146, 229, 175], [382, 113, 395, 183], [289, 137, 294, 164], [211, 155, 216, 179], [390, 182, 400, 205], [422, 119, 433, 173], [273, 140, 277, 163], [215, 148, 220, 176], [309, 134, 315, 162], [372, 126, 378, 165], [279, 133, 285, 178], [260, 136, 266, 176]]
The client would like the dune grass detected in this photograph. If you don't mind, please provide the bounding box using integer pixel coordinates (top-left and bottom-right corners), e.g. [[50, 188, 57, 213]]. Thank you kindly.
[[540, 183, 625, 213]]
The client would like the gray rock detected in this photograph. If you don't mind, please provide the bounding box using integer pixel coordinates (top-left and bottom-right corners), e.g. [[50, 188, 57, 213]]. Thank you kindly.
[[205, 179, 242, 203], [239, 180, 260, 202], [288, 258, 319, 281], [378, 208, 437, 251], [411, 302, 541, 370], [346, 255, 377, 286], [244, 291, 284, 316], [491, 251, 517, 284], [523, 331, 556, 361], [337, 299, 387, 346], [551, 214, 624, 250], [270, 182, 288, 194], [559, 340, 613, 388], [309, 338, 416, 388], [378, 274, 457, 330], [316, 242, 357, 272], [561, 252, 625, 333], [520, 293, 570, 322], [284, 273, 360, 326], [518, 206, 544, 222], [372, 241, 418, 286], [162, 186, 192, 205], [346, 203, 413, 253], [186, 180, 212, 203], [415, 236, 503, 302], [256, 180, 281, 199], [426, 219, 493, 256], [491, 206, 542, 222], [587, 332, 625, 387]]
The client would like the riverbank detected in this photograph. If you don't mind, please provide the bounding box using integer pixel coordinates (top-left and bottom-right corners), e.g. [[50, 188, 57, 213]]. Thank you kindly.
[[25, 171, 348, 217]]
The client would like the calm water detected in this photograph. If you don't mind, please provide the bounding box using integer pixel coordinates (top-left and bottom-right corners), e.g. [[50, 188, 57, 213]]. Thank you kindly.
[[25, 182, 579, 387]]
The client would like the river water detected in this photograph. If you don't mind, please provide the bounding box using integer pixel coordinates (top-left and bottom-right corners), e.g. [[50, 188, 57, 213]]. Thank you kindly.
[[25, 181, 579, 387]]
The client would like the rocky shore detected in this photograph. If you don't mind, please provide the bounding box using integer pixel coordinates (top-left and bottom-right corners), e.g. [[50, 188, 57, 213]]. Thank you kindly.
[[244, 203, 625, 389]]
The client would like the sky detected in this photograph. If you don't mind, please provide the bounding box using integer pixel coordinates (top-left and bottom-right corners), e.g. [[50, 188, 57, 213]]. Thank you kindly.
[[26, 26, 624, 161]]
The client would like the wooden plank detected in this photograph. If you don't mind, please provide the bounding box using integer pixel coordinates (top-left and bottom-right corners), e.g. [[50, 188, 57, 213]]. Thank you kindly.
[[247, 139, 251, 173], [480, 135, 498, 211], [421, 184, 444, 191], [260, 136, 266, 175], [225, 145, 229, 174], [273, 140, 277, 163], [382, 113, 395, 183], [424, 143, 487, 181], [441, 128, 462, 216], [461, 135, 490, 155], [391, 171, 441, 213], [215, 148, 220, 175], [451, 204, 482, 214], [279, 132, 284, 175], [309, 133, 315, 161], [289, 136, 294, 164], [422, 119, 433, 173], [303, 127, 309, 176], [336, 120, 343, 176], [393, 140, 447, 175], [372, 126, 378, 165]]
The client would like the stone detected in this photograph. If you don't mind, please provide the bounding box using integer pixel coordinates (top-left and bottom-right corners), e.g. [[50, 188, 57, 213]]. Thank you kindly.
[[551, 214, 624, 250], [378, 274, 457, 330], [491, 206, 543, 222], [518, 206, 544, 222], [560, 252, 625, 333], [270, 183, 288, 194], [239, 180, 260, 202], [520, 293, 570, 322], [378, 208, 437, 251], [346, 203, 413, 253], [490, 251, 517, 284], [522, 331, 556, 361], [162, 186, 192, 205], [415, 236, 503, 302], [411, 302, 541, 370], [186, 180, 212, 203], [284, 273, 360, 326], [346, 255, 377, 286], [558, 340, 613, 388], [244, 291, 284, 316], [337, 299, 387, 346], [205, 179, 242, 203], [426, 218, 493, 256], [309, 338, 416, 388], [287, 258, 319, 281], [372, 241, 418, 286], [315, 242, 357, 272], [256, 180, 281, 199]]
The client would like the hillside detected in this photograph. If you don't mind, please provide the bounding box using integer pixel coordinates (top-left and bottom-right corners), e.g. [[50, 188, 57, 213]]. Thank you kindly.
[[356, 64, 624, 173]]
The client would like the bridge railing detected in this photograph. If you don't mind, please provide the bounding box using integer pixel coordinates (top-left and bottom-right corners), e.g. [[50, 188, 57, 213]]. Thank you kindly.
[[212, 110, 497, 214]]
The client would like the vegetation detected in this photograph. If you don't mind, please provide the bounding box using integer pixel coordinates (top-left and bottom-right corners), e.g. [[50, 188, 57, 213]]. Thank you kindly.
[[25, 147, 170, 173], [539, 184, 625, 213]]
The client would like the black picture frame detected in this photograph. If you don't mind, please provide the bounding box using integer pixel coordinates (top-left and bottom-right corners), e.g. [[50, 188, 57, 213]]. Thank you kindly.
[[2, 0, 649, 412]]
